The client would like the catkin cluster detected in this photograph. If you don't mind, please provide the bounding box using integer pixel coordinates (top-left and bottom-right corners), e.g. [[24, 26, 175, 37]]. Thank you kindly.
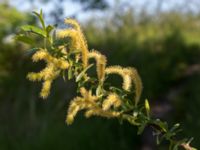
[[27, 18, 142, 124], [27, 48, 69, 98], [66, 87, 121, 124]]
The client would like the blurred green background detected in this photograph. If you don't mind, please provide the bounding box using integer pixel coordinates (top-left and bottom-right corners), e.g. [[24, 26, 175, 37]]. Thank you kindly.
[[1, 0, 200, 149]]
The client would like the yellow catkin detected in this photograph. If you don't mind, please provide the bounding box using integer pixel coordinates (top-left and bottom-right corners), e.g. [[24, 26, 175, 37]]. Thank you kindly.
[[66, 97, 95, 124], [59, 19, 89, 68], [57, 29, 81, 50], [57, 28, 88, 68], [40, 80, 52, 99], [27, 64, 57, 81], [88, 50, 107, 82], [77, 33, 88, 68], [39, 64, 55, 80], [79, 87, 87, 95], [84, 108, 120, 118], [27, 72, 43, 81], [57, 29, 76, 39], [80, 87, 98, 102], [54, 59, 69, 70], [128, 67, 143, 105], [105, 66, 132, 91], [64, 18, 81, 31], [59, 60, 69, 70], [102, 93, 121, 111], [32, 50, 54, 64], [65, 19, 89, 68], [32, 49, 48, 62], [66, 106, 80, 125], [66, 97, 82, 124], [105, 66, 142, 104], [123, 68, 132, 91], [43, 53, 69, 70]]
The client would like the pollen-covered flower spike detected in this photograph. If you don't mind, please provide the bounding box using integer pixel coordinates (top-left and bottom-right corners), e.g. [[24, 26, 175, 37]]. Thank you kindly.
[[57, 19, 89, 68], [105, 66, 132, 91], [27, 48, 69, 99], [66, 87, 121, 124], [102, 93, 121, 111], [88, 50, 107, 83]]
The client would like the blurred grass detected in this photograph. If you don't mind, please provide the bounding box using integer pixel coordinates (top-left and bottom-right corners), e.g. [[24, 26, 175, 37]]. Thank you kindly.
[[0, 4, 200, 150]]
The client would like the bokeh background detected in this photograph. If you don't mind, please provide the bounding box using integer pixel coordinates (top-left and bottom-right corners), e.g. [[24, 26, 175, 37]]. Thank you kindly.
[[1, 0, 200, 149]]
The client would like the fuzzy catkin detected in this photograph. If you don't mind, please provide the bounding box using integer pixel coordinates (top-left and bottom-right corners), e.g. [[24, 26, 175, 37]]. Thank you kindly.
[[88, 50, 107, 82], [105, 66, 132, 91], [40, 80, 52, 98], [128, 67, 143, 105], [57, 20, 89, 68], [102, 93, 121, 111]]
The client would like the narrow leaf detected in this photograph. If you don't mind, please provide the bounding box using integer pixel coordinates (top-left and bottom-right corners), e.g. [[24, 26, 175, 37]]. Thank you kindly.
[[76, 64, 93, 82], [21, 25, 46, 37], [15, 35, 35, 45], [24, 48, 40, 56], [68, 68, 73, 80], [33, 10, 46, 30]]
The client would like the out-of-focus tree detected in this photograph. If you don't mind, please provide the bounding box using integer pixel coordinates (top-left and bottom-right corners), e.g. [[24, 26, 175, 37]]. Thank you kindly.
[[75, 0, 108, 10], [37, 0, 109, 22], [0, 3, 27, 84], [0, 3, 26, 39]]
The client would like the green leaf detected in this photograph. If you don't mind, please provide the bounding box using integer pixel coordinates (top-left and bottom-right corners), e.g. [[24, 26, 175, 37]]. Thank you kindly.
[[68, 68, 73, 80], [76, 64, 93, 82], [96, 84, 102, 96], [24, 48, 40, 56], [21, 25, 46, 37], [33, 9, 45, 30], [15, 34, 35, 45]]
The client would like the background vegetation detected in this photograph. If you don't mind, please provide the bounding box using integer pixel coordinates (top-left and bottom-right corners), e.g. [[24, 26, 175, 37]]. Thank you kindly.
[[0, 0, 200, 149]]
